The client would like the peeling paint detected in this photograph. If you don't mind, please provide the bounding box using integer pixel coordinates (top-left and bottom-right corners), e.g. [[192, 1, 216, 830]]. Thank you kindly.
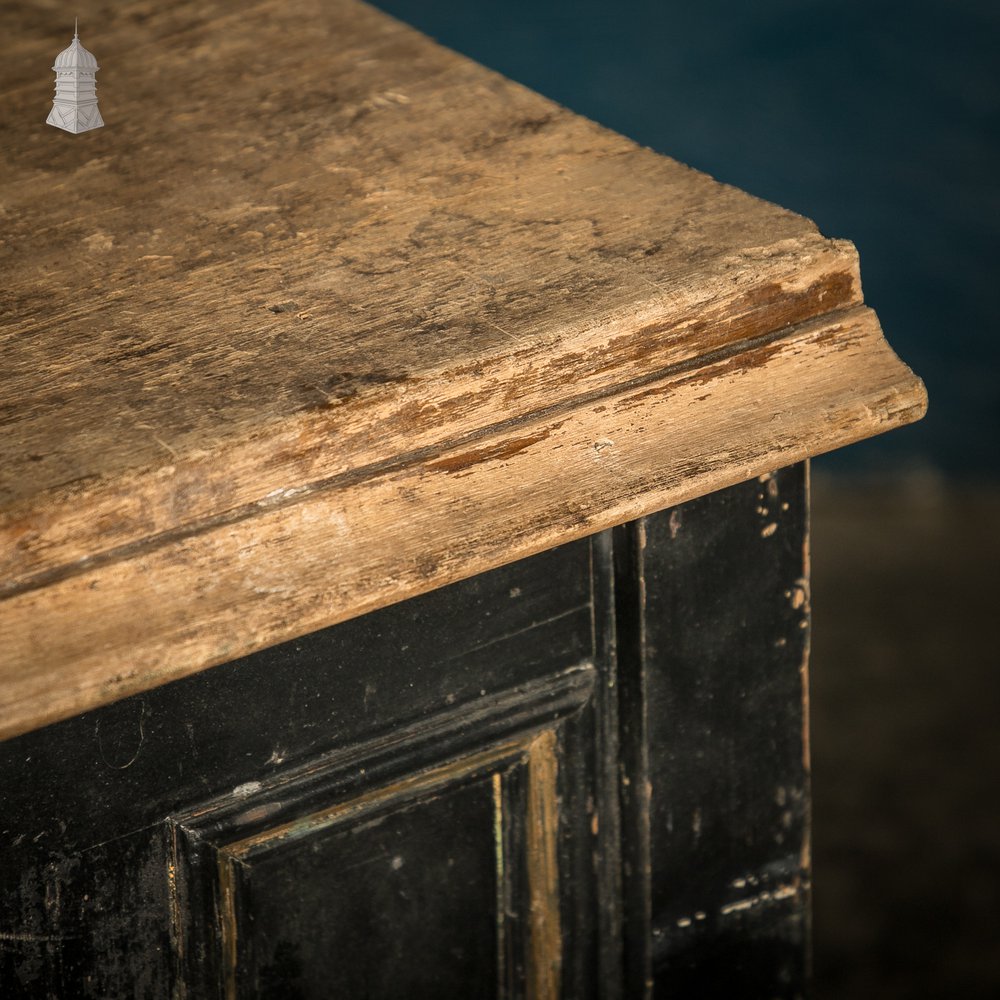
[[668, 508, 682, 539], [232, 781, 262, 798]]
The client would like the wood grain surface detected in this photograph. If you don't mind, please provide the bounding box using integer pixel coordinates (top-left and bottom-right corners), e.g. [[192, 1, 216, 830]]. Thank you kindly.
[[0, 0, 925, 738]]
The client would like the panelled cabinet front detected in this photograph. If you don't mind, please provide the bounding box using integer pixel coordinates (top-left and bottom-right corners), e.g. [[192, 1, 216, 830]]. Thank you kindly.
[[0, 468, 809, 998]]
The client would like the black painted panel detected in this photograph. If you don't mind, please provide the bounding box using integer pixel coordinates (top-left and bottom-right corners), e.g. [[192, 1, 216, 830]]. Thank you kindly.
[[639, 467, 810, 996], [238, 779, 500, 1000]]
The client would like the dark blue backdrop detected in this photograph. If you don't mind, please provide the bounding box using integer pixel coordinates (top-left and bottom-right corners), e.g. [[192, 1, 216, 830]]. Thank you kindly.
[[375, 0, 999, 477]]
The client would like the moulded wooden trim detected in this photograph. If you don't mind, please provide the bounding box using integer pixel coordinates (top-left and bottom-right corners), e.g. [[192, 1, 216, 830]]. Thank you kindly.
[[0, 240, 861, 595], [0, 305, 924, 740]]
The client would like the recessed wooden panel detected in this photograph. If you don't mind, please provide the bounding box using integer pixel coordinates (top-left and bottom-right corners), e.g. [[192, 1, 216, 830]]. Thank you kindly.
[[180, 733, 564, 1000], [227, 777, 503, 1000], [170, 650, 593, 1000]]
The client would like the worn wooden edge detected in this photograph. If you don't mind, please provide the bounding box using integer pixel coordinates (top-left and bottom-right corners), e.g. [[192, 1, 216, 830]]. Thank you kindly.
[[0, 237, 860, 593], [0, 305, 925, 740]]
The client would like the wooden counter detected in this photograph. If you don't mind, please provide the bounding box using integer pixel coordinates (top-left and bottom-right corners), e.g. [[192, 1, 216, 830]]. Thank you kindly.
[[1, 2, 924, 996], [0, 0, 924, 741]]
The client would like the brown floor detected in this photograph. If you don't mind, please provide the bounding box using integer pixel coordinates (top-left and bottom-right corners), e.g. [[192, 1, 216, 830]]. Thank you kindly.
[[810, 472, 1000, 998]]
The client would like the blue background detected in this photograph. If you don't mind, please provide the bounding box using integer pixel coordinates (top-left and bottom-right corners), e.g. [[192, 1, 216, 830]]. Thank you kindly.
[[375, 0, 999, 477]]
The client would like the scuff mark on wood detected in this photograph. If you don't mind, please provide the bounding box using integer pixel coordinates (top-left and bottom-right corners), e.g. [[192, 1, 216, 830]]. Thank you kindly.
[[425, 432, 551, 475]]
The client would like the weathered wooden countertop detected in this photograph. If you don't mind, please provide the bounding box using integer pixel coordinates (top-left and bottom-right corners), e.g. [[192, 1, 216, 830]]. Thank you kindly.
[[0, 0, 925, 739]]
